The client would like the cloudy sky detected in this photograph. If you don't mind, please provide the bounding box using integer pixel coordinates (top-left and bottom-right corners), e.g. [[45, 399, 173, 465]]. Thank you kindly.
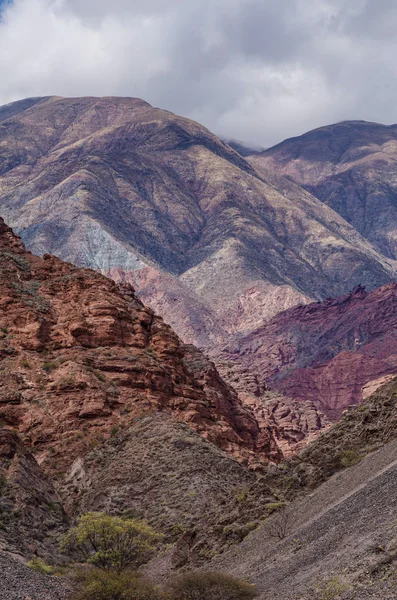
[[0, 0, 397, 146]]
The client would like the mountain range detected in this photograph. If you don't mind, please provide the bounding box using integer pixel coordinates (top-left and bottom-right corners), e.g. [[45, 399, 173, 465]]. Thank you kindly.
[[2, 96, 397, 599]]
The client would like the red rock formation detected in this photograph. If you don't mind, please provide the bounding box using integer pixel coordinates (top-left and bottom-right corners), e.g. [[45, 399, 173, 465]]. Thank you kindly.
[[0, 217, 286, 471], [217, 284, 397, 419]]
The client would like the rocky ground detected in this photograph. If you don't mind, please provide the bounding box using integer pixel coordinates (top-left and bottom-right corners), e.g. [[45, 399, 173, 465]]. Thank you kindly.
[[145, 377, 397, 598], [212, 436, 397, 599], [0, 552, 71, 600]]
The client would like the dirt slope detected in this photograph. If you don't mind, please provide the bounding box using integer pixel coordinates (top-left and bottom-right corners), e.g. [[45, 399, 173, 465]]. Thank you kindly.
[[212, 437, 397, 599]]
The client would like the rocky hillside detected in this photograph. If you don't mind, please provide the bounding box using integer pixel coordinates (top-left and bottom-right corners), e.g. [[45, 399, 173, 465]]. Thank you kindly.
[[216, 283, 397, 420], [251, 120, 397, 261], [1, 217, 325, 584], [207, 376, 397, 600], [0, 216, 285, 472], [0, 428, 67, 558], [0, 97, 396, 350], [0, 552, 71, 600], [62, 414, 276, 563]]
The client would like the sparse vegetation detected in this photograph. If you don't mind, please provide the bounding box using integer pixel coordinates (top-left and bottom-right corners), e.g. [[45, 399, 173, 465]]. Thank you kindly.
[[42, 361, 57, 372], [0, 250, 30, 271], [314, 577, 347, 600], [338, 449, 362, 468], [26, 557, 54, 575], [72, 569, 164, 600], [167, 571, 257, 600], [262, 502, 285, 517], [267, 509, 293, 540], [11, 280, 51, 312]]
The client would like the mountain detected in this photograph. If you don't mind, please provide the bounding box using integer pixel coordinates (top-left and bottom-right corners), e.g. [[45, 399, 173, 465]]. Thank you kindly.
[[0, 98, 396, 351], [215, 282, 397, 419], [251, 120, 397, 260], [0, 218, 333, 567]]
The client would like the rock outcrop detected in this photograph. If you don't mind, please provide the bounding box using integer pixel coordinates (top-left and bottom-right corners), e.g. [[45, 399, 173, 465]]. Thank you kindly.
[[0, 429, 67, 558], [217, 283, 397, 419], [0, 217, 281, 472]]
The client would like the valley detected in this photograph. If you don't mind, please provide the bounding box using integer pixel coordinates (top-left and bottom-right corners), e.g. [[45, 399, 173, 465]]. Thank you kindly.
[[2, 97, 397, 599]]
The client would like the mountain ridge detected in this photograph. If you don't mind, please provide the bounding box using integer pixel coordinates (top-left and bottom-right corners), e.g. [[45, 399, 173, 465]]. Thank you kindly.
[[1, 96, 396, 354]]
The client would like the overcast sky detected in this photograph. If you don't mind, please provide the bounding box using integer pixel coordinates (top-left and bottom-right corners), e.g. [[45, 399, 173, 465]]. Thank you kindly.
[[1, 0, 397, 146]]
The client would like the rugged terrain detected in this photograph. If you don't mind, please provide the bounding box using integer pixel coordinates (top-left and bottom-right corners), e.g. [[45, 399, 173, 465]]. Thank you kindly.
[[251, 120, 397, 261], [1, 219, 397, 598], [208, 377, 397, 599], [0, 218, 329, 566], [141, 378, 397, 599], [0, 215, 289, 471], [215, 282, 397, 419], [0, 97, 396, 351]]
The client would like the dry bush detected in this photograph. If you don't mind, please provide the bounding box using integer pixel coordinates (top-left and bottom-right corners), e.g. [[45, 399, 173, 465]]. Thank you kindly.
[[72, 568, 164, 600], [267, 509, 293, 540], [314, 577, 347, 600], [167, 571, 257, 600]]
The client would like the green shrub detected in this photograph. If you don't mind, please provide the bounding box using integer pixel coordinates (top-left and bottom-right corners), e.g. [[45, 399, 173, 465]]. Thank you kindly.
[[26, 557, 54, 574], [167, 571, 257, 600], [60, 512, 162, 573], [338, 449, 362, 468], [42, 361, 57, 372], [73, 569, 164, 600]]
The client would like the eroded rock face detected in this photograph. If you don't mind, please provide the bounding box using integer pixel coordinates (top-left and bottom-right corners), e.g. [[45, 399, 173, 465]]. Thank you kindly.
[[0, 217, 289, 473], [217, 284, 397, 419]]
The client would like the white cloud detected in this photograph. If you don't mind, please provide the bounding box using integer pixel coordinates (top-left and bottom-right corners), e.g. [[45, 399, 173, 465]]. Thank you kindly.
[[1, 0, 397, 145]]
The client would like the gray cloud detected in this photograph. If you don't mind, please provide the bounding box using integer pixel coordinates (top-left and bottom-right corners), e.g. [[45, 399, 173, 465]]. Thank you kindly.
[[0, 0, 397, 146]]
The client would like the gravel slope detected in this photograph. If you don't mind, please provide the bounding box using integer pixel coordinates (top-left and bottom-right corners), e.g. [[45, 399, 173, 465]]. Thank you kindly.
[[0, 553, 71, 600], [211, 438, 397, 599]]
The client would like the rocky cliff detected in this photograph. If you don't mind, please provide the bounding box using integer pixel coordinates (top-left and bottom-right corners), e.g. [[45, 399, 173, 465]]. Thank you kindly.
[[0, 428, 67, 558], [0, 216, 281, 472]]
